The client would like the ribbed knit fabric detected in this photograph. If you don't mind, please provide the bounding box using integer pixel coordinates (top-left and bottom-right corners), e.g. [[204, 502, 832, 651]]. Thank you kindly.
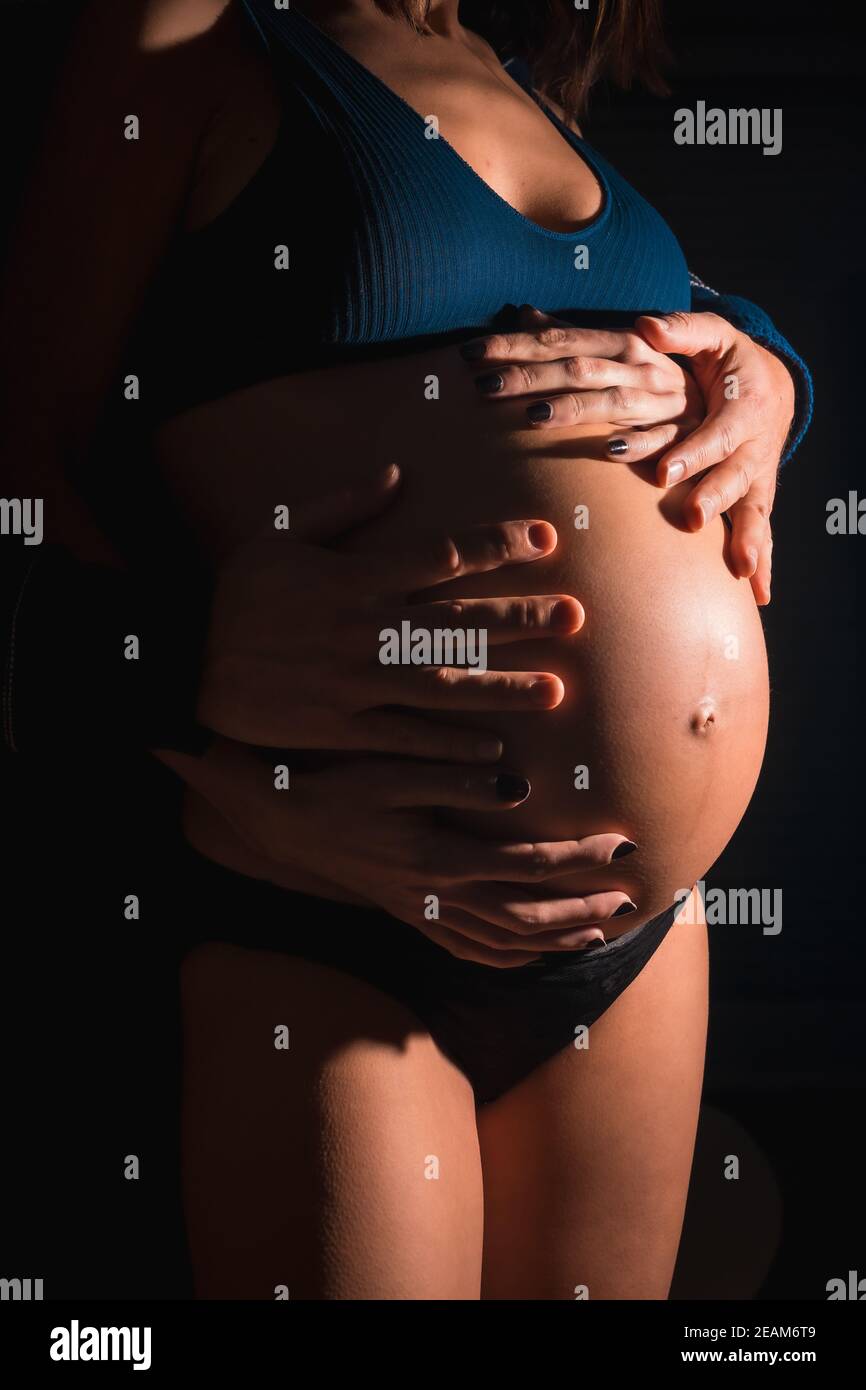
[[251, 5, 692, 320], [128, 1, 811, 461]]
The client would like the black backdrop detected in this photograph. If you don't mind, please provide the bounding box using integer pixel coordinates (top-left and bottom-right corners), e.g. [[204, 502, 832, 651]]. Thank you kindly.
[[1, 0, 863, 1301]]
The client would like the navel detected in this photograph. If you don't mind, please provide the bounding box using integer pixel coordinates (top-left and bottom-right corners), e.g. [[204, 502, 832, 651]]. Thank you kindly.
[[690, 698, 718, 735]]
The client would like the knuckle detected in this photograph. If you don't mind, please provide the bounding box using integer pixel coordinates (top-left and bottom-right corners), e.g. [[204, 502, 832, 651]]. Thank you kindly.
[[719, 421, 738, 458], [734, 460, 752, 497], [706, 481, 729, 511], [508, 598, 540, 631], [608, 386, 635, 413], [515, 363, 536, 391], [739, 494, 770, 526], [474, 522, 516, 566], [689, 436, 713, 469], [482, 333, 506, 358], [642, 364, 668, 392], [515, 902, 544, 929], [525, 846, 551, 880], [491, 671, 519, 698], [620, 335, 645, 364], [564, 355, 593, 383], [537, 326, 571, 350], [623, 431, 646, 454], [431, 663, 459, 688]]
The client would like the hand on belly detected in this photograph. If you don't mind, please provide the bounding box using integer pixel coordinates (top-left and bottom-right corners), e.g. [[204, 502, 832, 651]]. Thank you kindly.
[[339, 384, 770, 934], [156, 347, 770, 940]]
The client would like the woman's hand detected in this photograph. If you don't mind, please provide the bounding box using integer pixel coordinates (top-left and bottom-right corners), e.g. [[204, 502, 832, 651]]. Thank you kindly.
[[460, 304, 704, 445], [634, 311, 796, 604], [459, 304, 795, 605], [197, 463, 583, 761], [160, 738, 639, 968]]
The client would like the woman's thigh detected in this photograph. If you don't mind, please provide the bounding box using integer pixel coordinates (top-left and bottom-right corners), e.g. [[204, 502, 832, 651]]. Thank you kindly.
[[179, 942, 484, 1299], [477, 891, 709, 1300]]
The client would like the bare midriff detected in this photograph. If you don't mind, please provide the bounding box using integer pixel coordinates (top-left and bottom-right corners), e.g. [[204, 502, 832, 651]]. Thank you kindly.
[[154, 341, 769, 937]]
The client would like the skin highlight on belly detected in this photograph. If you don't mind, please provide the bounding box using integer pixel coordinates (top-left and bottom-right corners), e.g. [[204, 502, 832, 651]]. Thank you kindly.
[[155, 343, 770, 935]]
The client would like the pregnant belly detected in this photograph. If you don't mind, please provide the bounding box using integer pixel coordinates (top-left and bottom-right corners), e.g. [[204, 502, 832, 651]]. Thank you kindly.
[[156, 344, 770, 934]]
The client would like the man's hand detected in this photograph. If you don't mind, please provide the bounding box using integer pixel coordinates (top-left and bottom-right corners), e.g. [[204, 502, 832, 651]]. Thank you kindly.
[[161, 738, 639, 967], [197, 464, 583, 760]]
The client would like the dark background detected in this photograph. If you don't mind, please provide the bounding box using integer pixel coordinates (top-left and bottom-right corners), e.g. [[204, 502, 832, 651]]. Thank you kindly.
[[1, 0, 862, 1300]]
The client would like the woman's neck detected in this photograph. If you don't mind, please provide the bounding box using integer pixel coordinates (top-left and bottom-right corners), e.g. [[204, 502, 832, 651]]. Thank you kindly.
[[306, 0, 464, 41]]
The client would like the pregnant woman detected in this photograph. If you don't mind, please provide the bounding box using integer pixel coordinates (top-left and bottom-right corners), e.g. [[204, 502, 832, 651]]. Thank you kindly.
[[1, 0, 811, 1299]]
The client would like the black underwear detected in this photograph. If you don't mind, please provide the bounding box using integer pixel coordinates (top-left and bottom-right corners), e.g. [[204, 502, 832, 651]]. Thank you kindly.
[[173, 850, 679, 1106]]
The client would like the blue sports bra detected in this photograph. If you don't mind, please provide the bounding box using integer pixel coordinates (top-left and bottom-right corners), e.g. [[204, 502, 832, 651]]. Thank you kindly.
[[129, 1, 693, 422]]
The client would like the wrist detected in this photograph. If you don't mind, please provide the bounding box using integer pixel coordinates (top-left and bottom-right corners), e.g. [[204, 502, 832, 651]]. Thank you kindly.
[[756, 342, 797, 453], [163, 736, 308, 867], [776, 361, 796, 421]]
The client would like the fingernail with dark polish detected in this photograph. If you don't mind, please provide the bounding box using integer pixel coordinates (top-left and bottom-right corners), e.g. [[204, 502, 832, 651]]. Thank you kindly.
[[475, 372, 505, 394], [495, 774, 531, 803], [460, 340, 487, 361], [612, 901, 638, 917], [526, 401, 553, 422], [611, 840, 638, 860], [608, 438, 629, 455]]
